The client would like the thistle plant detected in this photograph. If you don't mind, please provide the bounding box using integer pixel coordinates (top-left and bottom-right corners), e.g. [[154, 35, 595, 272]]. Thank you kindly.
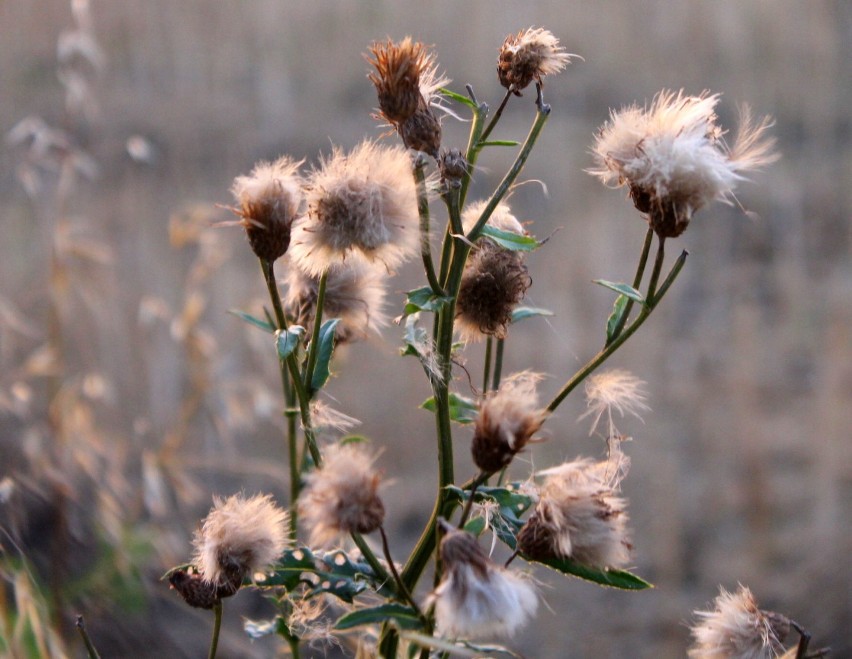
[[162, 27, 821, 659]]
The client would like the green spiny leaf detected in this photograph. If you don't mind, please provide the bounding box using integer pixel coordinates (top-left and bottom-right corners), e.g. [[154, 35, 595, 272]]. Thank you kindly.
[[420, 392, 479, 424], [511, 306, 554, 324], [275, 326, 305, 359], [402, 286, 453, 317], [334, 603, 422, 631], [522, 554, 653, 591], [605, 295, 629, 343], [593, 279, 645, 305]]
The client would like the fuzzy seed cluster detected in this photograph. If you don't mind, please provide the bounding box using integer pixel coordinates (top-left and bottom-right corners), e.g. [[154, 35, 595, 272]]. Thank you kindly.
[[497, 27, 574, 95]]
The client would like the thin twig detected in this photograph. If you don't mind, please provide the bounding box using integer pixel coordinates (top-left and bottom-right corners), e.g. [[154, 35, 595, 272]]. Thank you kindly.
[[208, 601, 223, 659], [379, 526, 427, 622], [478, 88, 513, 144], [75, 615, 101, 659], [491, 338, 505, 391], [458, 473, 487, 528]]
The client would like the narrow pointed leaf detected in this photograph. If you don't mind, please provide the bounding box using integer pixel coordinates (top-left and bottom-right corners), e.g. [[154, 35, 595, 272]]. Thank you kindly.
[[605, 295, 629, 342], [522, 554, 653, 590], [438, 87, 477, 109], [481, 225, 540, 252], [421, 392, 479, 424], [511, 306, 554, 324], [229, 309, 276, 334], [334, 603, 422, 631], [310, 319, 340, 391], [479, 140, 520, 147], [402, 286, 453, 316], [275, 326, 305, 359], [593, 279, 645, 305]]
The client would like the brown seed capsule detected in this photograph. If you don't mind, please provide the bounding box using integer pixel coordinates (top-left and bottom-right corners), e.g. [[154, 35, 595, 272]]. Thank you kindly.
[[438, 148, 467, 185], [456, 241, 531, 342], [398, 103, 442, 158], [516, 505, 558, 561], [497, 28, 572, 95], [169, 569, 240, 610]]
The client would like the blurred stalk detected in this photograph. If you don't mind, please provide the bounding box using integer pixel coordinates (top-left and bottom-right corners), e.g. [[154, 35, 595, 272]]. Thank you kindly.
[[208, 602, 222, 659]]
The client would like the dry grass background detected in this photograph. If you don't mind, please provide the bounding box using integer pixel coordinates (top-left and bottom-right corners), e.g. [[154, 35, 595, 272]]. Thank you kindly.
[[1, 1, 850, 657]]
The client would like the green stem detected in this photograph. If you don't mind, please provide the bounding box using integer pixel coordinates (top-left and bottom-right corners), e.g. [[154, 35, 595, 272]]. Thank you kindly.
[[303, 269, 329, 396], [478, 88, 513, 145], [208, 602, 223, 659], [606, 227, 653, 346], [458, 86, 488, 209], [646, 236, 666, 302], [458, 473, 487, 528], [75, 615, 101, 659], [482, 337, 493, 394], [546, 248, 688, 414], [350, 531, 395, 591], [467, 86, 551, 243], [415, 158, 444, 295], [491, 338, 505, 391], [379, 526, 427, 623], [287, 635, 301, 659], [260, 258, 321, 467]]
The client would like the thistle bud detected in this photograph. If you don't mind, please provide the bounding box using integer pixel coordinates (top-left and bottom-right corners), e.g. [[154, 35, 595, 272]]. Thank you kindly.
[[398, 102, 442, 158], [438, 148, 467, 186], [497, 27, 573, 95], [471, 372, 545, 474], [231, 156, 303, 262]]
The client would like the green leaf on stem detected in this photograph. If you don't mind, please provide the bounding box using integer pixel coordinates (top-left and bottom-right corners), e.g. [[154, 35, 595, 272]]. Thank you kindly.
[[463, 516, 487, 536], [334, 603, 422, 631], [521, 554, 653, 590], [438, 87, 478, 109], [310, 319, 340, 391], [593, 279, 646, 305], [481, 225, 540, 252], [402, 286, 453, 317], [479, 140, 520, 147], [257, 547, 392, 602], [275, 326, 306, 359], [605, 295, 629, 343], [511, 306, 554, 324], [445, 483, 535, 549], [421, 392, 479, 424], [398, 630, 523, 658], [229, 309, 276, 334]]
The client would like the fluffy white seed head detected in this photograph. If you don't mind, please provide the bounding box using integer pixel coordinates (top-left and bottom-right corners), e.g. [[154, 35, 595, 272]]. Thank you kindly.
[[589, 90, 777, 237], [462, 199, 526, 236], [580, 369, 649, 438], [298, 443, 385, 547], [519, 453, 631, 568], [283, 260, 388, 343], [428, 524, 538, 640], [192, 493, 289, 586], [689, 586, 792, 658], [288, 141, 418, 275], [498, 27, 575, 94]]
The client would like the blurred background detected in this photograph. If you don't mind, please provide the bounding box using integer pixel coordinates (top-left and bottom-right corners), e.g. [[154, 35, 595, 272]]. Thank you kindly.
[[1, 1, 850, 657]]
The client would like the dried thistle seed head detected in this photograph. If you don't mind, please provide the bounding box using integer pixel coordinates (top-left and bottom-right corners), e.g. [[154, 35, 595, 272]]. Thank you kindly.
[[231, 156, 303, 261], [283, 261, 387, 344], [589, 90, 778, 238], [689, 586, 792, 658], [169, 568, 240, 610], [192, 493, 289, 592], [398, 101, 442, 158], [497, 27, 573, 95], [461, 199, 526, 236], [289, 141, 419, 276], [456, 242, 531, 343], [428, 522, 538, 639], [472, 372, 546, 474], [520, 455, 631, 568], [438, 148, 467, 186], [366, 37, 430, 125], [298, 443, 385, 547]]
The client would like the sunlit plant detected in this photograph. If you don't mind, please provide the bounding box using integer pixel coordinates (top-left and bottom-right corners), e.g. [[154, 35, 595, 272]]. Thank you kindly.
[[155, 27, 823, 659]]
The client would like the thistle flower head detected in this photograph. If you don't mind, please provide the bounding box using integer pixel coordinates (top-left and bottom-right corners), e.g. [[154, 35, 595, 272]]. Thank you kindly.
[[590, 90, 778, 238], [518, 453, 631, 568], [580, 369, 649, 439], [428, 521, 538, 639], [472, 371, 546, 474], [230, 156, 303, 261], [288, 141, 418, 275], [456, 242, 531, 343], [498, 27, 574, 95], [191, 493, 289, 592], [283, 260, 387, 343], [689, 586, 792, 658], [298, 443, 385, 547], [366, 37, 432, 125]]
